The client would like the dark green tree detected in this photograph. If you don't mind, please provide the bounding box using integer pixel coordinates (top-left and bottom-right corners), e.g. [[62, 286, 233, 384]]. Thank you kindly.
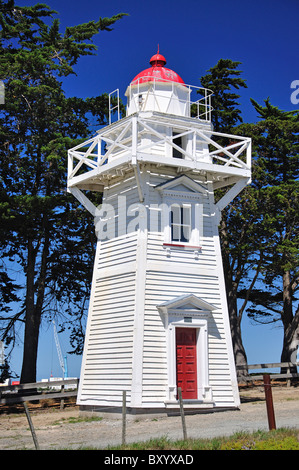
[[240, 99, 299, 369], [0, 1, 126, 382], [219, 181, 268, 377], [199, 59, 257, 377], [199, 58, 247, 133]]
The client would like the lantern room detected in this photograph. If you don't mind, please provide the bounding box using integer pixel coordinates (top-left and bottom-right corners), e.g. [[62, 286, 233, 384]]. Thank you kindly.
[[125, 51, 212, 120]]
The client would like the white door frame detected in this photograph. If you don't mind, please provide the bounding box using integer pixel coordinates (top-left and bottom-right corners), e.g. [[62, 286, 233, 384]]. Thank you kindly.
[[157, 294, 214, 403]]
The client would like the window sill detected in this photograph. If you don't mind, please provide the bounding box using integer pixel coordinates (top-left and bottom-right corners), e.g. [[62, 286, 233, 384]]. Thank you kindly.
[[163, 243, 202, 250]]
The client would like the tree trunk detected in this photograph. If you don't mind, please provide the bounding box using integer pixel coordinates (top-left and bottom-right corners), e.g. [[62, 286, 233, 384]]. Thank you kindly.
[[280, 272, 299, 376], [20, 239, 41, 384], [220, 217, 249, 380], [281, 330, 299, 365], [20, 226, 50, 384], [280, 307, 299, 376], [20, 306, 41, 384], [228, 288, 249, 380]]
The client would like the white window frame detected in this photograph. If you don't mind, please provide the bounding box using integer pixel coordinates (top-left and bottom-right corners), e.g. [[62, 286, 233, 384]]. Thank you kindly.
[[162, 191, 203, 248], [155, 175, 208, 250], [170, 202, 192, 243]]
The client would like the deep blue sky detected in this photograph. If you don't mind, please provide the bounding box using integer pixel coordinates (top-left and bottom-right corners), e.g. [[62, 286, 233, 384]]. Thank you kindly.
[[8, 0, 299, 379], [18, 0, 299, 120]]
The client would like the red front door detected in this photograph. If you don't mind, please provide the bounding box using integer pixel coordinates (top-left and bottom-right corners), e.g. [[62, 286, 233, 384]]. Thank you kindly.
[[176, 328, 197, 399]]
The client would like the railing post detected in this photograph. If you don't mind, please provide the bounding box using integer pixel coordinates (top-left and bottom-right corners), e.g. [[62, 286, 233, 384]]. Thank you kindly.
[[132, 116, 137, 162]]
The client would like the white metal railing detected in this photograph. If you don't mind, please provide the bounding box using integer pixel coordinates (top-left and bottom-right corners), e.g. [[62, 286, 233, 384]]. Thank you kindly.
[[108, 89, 120, 125], [126, 76, 213, 122], [67, 115, 251, 192]]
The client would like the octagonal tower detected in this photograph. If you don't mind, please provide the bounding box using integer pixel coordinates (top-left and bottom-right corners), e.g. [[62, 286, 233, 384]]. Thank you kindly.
[[68, 51, 251, 415]]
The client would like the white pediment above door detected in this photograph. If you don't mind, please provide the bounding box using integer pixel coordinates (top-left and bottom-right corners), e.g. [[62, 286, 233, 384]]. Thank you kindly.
[[157, 293, 216, 317]]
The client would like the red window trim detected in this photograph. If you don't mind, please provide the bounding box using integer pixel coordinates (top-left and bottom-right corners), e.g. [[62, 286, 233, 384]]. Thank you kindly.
[[163, 243, 202, 250]]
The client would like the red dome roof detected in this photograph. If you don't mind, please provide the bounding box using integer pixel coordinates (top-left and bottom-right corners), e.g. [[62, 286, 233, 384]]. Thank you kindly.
[[131, 51, 185, 85]]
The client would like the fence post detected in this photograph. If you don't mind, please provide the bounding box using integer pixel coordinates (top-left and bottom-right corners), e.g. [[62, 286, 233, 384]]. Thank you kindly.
[[23, 402, 40, 450], [122, 390, 126, 446], [60, 383, 65, 410], [177, 387, 187, 440], [287, 365, 291, 387], [263, 374, 276, 430]]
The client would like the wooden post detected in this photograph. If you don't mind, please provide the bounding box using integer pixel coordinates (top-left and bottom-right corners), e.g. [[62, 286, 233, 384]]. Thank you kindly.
[[263, 374, 276, 430], [122, 390, 126, 446], [286, 365, 290, 387], [23, 402, 40, 450], [60, 383, 65, 410], [177, 387, 187, 440]]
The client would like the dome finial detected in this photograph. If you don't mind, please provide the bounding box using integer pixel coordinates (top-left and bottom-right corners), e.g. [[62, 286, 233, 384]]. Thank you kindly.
[[130, 49, 184, 85], [150, 48, 166, 67]]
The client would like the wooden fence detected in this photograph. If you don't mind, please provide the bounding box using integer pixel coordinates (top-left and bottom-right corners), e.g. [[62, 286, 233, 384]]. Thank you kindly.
[[0, 378, 79, 406], [237, 361, 299, 385], [0, 361, 298, 407]]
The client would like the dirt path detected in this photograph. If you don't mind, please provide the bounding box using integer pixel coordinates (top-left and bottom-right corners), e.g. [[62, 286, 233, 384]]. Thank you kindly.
[[0, 386, 298, 450]]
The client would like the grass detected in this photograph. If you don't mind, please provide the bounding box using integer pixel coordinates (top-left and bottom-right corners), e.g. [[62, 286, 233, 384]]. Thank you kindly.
[[91, 428, 299, 450], [52, 415, 103, 425]]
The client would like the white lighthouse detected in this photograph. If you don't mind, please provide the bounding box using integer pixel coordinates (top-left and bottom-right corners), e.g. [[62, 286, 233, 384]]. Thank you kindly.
[[67, 51, 251, 415]]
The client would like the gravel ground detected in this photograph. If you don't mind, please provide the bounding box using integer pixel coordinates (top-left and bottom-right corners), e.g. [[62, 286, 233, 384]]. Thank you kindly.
[[0, 386, 298, 450]]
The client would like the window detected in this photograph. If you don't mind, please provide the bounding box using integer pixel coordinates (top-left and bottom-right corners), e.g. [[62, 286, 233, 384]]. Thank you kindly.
[[138, 94, 143, 109], [170, 204, 191, 243], [155, 175, 208, 248], [172, 132, 184, 159]]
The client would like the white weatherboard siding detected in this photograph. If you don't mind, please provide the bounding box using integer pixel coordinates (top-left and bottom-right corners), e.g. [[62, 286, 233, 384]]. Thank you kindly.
[[77, 231, 137, 407], [77, 171, 239, 410], [77, 271, 136, 407]]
